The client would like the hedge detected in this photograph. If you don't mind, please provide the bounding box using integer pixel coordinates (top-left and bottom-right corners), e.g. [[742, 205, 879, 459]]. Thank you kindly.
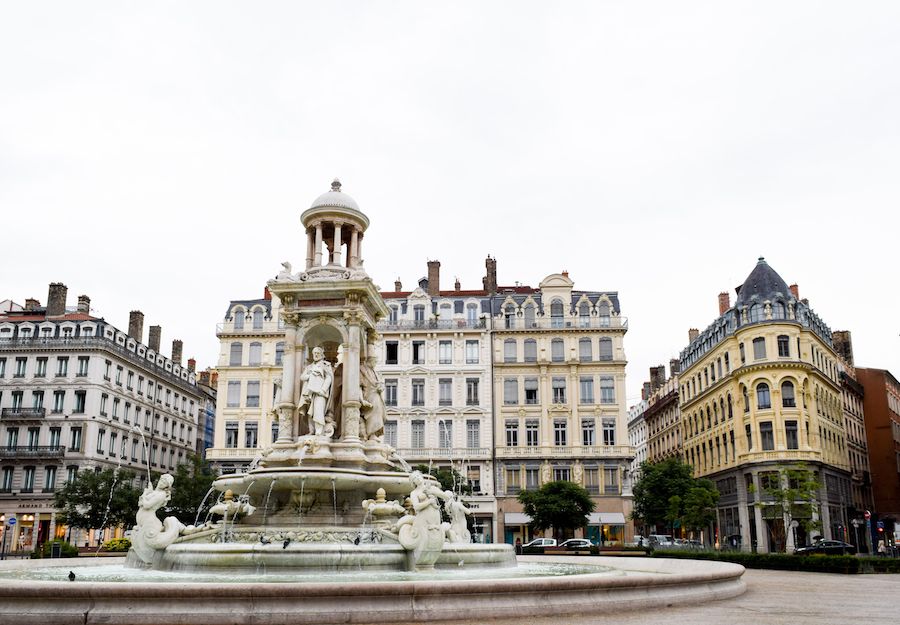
[[650, 549, 900, 574], [30, 540, 79, 559]]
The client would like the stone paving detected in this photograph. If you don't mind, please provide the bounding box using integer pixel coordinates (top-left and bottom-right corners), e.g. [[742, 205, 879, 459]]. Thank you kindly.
[[413, 568, 900, 625]]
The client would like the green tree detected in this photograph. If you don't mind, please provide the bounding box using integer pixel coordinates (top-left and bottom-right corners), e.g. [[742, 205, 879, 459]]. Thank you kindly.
[[671, 481, 720, 533], [163, 455, 219, 526], [53, 467, 141, 532], [414, 464, 472, 495], [756, 465, 822, 551], [632, 458, 696, 531], [518, 481, 595, 541]]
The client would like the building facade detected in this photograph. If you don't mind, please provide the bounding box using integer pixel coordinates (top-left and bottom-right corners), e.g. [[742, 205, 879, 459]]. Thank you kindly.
[[0, 284, 201, 552], [679, 259, 851, 553], [627, 399, 648, 480], [644, 364, 681, 464], [490, 272, 633, 545]]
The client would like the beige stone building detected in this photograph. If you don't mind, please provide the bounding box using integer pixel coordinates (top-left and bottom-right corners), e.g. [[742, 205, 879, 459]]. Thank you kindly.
[[490, 272, 633, 545], [679, 258, 851, 552]]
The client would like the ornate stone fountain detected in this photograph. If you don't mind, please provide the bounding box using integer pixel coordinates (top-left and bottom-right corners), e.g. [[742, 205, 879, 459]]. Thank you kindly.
[[126, 180, 514, 573]]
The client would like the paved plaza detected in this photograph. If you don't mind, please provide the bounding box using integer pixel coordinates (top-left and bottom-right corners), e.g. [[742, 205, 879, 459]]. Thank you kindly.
[[412, 568, 900, 625]]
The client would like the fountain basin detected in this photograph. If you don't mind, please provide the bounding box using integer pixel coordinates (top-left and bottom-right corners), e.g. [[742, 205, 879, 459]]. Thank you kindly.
[[0, 555, 746, 625]]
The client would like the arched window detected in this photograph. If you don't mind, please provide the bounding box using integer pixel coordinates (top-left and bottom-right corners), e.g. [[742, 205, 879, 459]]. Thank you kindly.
[[578, 338, 592, 362], [249, 342, 262, 366], [598, 301, 610, 327], [275, 342, 285, 366], [550, 300, 564, 328], [523, 339, 537, 362], [389, 306, 399, 324], [252, 308, 264, 330], [578, 302, 590, 327], [523, 304, 535, 328], [777, 335, 790, 358], [756, 383, 771, 409], [229, 342, 243, 366], [727, 394, 733, 418], [742, 386, 749, 412], [439, 303, 452, 321], [748, 304, 761, 323], [598, 337, 613, 361], [504, 339, 517, 363], [782, 381, 796, 408], [504, 304, 516, 329], [551, 338, 565, 362], [466, 303, 479, 324], [232, 307, 245, 330], [772, 301, 786, 319]]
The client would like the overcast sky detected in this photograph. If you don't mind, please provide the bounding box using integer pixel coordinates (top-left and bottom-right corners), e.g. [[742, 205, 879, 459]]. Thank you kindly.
[[2, 2, 898, 405]]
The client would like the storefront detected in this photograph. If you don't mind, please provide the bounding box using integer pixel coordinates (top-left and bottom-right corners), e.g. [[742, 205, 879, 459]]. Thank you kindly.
[[502, 512, 533, 545], [585, 512, 626, 546], [462, 497, 497, 544]]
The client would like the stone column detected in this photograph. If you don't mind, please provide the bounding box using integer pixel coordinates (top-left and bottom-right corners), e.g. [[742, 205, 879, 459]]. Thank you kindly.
[[349, 228, 359, 268], [332, 221, 343, 266], [277, 321, 298, 443], [341, 319, 362, 442], [305, 227, 315, 270], [314, 222, 324, 267], [357, 232, 363, 266]]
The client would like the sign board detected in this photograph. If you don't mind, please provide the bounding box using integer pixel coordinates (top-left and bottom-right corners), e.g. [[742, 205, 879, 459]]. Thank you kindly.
[[7, 518, 15, 526], [864, 510, 871, 520]]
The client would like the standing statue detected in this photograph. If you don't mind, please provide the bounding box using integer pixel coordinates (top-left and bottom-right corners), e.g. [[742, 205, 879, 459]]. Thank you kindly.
[[396, 471, 446, 570], [298, 346, 334, 437], [359, 356, 386, 441], [130, 474, 185, 564], [443, 490, 472, 543]]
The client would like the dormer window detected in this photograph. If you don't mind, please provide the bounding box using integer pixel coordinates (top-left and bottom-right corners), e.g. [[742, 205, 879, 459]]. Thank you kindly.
[[252, 309, 264, 330], [233, 308, 245, 330], [550, 300, 564, 328]]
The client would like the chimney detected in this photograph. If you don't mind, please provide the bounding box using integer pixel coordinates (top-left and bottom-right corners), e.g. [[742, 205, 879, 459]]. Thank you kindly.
[[148, 325, 161, 352], [482, 255, 497, 294], [128, 311, 144, 342], [649, 365, 666, 393], [187, 358, 196, 373], [171, 339, 183, 365], [688, 328, 699, 342], [455, 277, 461, 292], [427, 261, 441, 297], [394, 278, 402, 292], [669, 358, 681, 376], [562, 270, 569, 278], [77, 295, 91, 314], [789, 284, 799, 300], [24, 298, 40, 311], [832, 331, 854, 366], [641, 382, 651, 401], [263, 286, 272, 300], [199, 370, 209, 386], [718, 292, 731, 315], [46, 283, 68, 317]]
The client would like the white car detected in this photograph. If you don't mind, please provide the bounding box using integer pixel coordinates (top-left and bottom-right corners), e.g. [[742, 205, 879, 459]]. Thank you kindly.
[[523, 538, 557, 548]]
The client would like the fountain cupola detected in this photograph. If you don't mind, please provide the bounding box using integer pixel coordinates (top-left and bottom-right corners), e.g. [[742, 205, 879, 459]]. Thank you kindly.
[[301, 179, 370, 270]]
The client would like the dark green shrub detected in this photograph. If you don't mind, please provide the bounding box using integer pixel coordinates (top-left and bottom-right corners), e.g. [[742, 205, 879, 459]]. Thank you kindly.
[[650, 549, 895, 574], [103, 537, 131, 552], [31, 540, 79, 559]]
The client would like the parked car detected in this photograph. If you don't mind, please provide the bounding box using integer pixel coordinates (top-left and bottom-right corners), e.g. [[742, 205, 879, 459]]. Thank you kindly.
[[794, 540, 856, 556], [523, 538, 557, 548], [647, 534, 675, 548], [559, 539, 594, 550]]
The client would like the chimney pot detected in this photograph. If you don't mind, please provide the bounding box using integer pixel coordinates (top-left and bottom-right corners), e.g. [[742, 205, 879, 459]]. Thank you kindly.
[[24, 298, 40, 311], [171, 339, 184, 365], [562, 270, 569, 278], [688, 328, 699, 342], [789, 284, 799, 300], [128, 311, 145, 342], [263, 286, 272, 300], [46, 283, 68, 317], [718, 292, 731, 315], [454, 277, 461, 291], [187, 357, 196, 373], [427, 260, 441, 297], [394, 278, 402, 292], [483, 255, 497, 294], [77, 295, 91, 314], [669, 358, 681, 376], [148, 325, 161, 352]]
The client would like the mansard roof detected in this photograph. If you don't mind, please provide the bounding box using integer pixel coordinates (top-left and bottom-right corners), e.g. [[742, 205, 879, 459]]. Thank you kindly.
[[734, 257, 793, 307]]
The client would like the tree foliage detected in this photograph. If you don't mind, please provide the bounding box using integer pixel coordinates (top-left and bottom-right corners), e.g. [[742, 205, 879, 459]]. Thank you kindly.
[[632, 458, 697, 530], [53, 467, 141, 531], [414, 464, 472, 495], [668, 480, 720, 532], [756, 464, 822, 549], [163, 455, 219, 526], [518, 481, 595, 540]]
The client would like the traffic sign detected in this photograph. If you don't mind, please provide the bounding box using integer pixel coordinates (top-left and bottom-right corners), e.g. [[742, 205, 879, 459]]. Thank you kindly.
[[864, 510, 871, 520], [7, 518, 15, 526]]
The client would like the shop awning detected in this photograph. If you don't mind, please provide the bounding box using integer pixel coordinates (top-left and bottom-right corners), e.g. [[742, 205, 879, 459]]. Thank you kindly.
[[587, 512, 627, 525], [504, 512, 532, 524]]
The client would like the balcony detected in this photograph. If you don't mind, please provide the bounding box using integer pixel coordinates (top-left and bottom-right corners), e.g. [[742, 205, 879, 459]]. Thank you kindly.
[[205, 448, 257, 461], [2, 445, 66, 459], [1, 407, 46, 420], [393, 447, 491, 460], [495, 445, 633, 459], [497, 316, 628, 331], [377, 319, 488, 332]]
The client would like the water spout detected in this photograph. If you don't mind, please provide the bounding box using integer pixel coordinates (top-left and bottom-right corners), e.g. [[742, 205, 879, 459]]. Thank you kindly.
[[262, 479, 277, 524], [194, 487, 216, 527], [331, 478, 337, 525]]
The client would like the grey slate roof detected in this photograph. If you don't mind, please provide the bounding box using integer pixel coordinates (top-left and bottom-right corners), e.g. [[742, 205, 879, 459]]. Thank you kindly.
[[734, 257, 793, 307]]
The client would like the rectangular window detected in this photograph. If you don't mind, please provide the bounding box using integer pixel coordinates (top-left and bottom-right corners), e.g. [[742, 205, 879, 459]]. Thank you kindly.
[[270, 421, 279, 444], [551, 340, 564, 362], [579, 377, 594, 404], [739, 343, 745, 364], [23, 466, 35, 493], [602, 418, 616, 446], [6, 427, 18, 448], [582, 419, 595, 446], [503, 378, 518, 405], [246, 381, 260, 407], [384, 379, 398, 406], [552, 467, 569, 481], [71, 390, 85, 414], [104, 360, 111, 380], [552, 377, 566, 403], [27, 427, 39, 448], [111, 398, 119, 420], [525, 467, 540, 490], [99, 394, 108, 415], [466, 420, 480, 448], [1, 466, 14, 491], [31, 390, 44, 410], [604, 467, 619, 493], [115, 365, 123, 385], [785, 420, 798, 450], [68, 427, 82, 452], [506, 467, 521, 493], [466, 378, 479, 406], [777, 335, 790, 358], [439, 378, 452, 406], [524, 378, 539, 405], [753, 337, 766, 360], [11, 391, 23, 410], [505, 420, 518, 447], [0, 357, 5, 378], [227, 381, 241, 407], [554, 419, 567, 446], [225, 421, 239, 448], [439, 340, 452, 364], [599, 377, 615, 404], [96, 429, 106, 454], [49, 427, 61, 448], [244, 422, 258, 448], [127, 370, 134, 389], [411, 420, 425, 448], [384, 421, 397, 448], [524, 340, 537, 362], [412, 341, 425, 364], [504, 340, 517, 362], [465, 340, 479, 364], [579, 340, 592, 362], [108, 432, 117, 457], [35, 357, 47, 377], [385, 341, 399, 365], [77, 356, 89, 376], [526, 420, 539, 446], [584, 467, 599, 494], [411, 379, 425, 406], [438, 421, 452, 449], [229, 343, 242, 366], [137, 376, 144, 394], [724, 352, 730, 373], [14, 357, 27, 377], [760, 421, 774, 451]]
